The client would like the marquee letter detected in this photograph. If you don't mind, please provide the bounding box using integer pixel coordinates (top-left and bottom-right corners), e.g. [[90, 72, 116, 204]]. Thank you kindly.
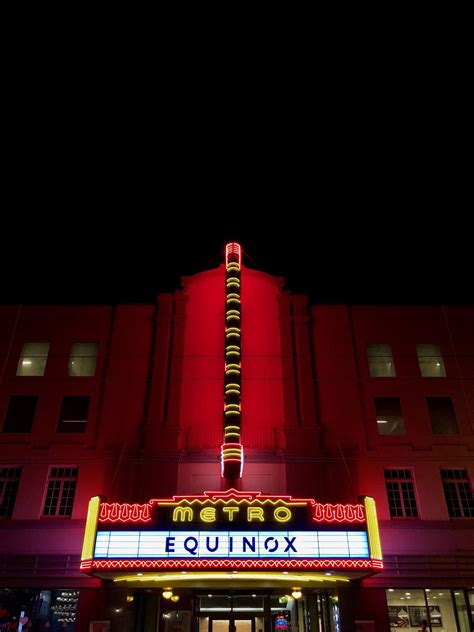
[[247, 507, 264, 522], [223, 506, 239, 521], [284, 536, 297, 552], [166, 536, 175, 553], [173, 507, 193, 522], [243, 536, 256, 553], [184, 537, 198, 555], [274, 507, 292, 522], [200, 507, 216, 523], [264, 537, 278, 552], [206, 536, 219, 552]]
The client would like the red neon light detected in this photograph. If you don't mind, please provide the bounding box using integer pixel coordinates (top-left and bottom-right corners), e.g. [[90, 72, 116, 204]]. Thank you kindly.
[[82, 558, 382, 572], [99, 502, 153, 523], [225, 242, 242, 267], [312, 503, 365, 524]]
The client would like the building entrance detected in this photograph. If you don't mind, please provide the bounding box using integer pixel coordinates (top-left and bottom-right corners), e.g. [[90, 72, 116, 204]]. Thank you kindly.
[[199, 616, 264, 632]]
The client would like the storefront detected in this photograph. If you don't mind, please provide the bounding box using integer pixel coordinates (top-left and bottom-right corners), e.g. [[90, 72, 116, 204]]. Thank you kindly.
[[77, 488, 383, 631]]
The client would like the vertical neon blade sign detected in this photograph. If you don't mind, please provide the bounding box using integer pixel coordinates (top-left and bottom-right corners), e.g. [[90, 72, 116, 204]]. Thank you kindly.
[[222, 242, 243, 481]]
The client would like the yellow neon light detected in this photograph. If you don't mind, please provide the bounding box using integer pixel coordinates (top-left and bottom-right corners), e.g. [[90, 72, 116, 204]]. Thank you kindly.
[[363, 497, 382, 560], [226, 352, 240, 357], [226, 315, 240, 321], [114, 572, 349, 584], [225, 403, 240, 409], [225, 433, 241, 439], [200, 507, 216, 522], [173, 506, 193, 522], [225, 389, 240, 396], [226, 328, 240, 334], [225, 370, 240, 375], [247, 507, 264, 522], [224, 425, 241, 431], [274, 506, 292, 522], [226, 346, 240, 352], [81, 496, 100, 560], [222, 506, 239, 520], [226, 333, 240, 339], [226, 277, 240, 284], [227, 294, 240, 300], [225, 384, 240, 390], [226, 283, 240, 289], [226, 299, 241, 305], [224, 411, 240, 416]]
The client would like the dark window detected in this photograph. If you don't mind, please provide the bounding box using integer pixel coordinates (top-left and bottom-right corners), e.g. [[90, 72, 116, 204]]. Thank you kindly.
[[2, 396, 38, 432], [384, 469, 418, 518], [375, 397, 405, 435], [427, 397, 459, 434], [441, 469, 474, 518], [0, 467, 21, 517], [43, 467, 78, 517], [57, 396, 90, 433]]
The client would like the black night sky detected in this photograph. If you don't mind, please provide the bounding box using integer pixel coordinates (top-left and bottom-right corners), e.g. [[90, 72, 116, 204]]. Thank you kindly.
[[1, 216, 471, 306]]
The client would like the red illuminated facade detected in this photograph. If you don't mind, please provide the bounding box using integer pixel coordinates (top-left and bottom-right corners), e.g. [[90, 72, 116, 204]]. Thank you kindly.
[[0, 245, 473, 631]]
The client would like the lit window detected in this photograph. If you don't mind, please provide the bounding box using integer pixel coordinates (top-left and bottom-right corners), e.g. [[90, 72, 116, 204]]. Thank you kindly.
[[367, 344, 396, 377], [427, 397, 459, 435], [384, 469, 418, 518], [16, 342, 50, 376], [0, 467, 21, 518], [43, 467, 78, 517], [57, 396, 90, 433], [68, 343, 99, 377], [416, 344, 446, 377], [375, 397, 405, 435], [441, 469, 474, 518], [2, 396, 38, 433]]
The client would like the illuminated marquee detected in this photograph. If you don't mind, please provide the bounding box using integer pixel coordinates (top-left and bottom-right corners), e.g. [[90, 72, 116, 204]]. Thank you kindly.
[[81, 489, 382, 573]]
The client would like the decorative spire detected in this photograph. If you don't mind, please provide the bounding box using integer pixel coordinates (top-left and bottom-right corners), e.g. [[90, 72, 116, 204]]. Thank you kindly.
[[221, 243, 244, 482]]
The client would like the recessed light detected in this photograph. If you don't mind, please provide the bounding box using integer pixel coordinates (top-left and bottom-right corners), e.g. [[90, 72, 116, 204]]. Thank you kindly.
[[405, 593, 410, 596], [252, 594, 257, 598], [425, 589, 430, 592], [439, 593, 443, 596], [137, 573, 143, 576], [388, 589, 394, 592], [377, 420, 388, 424], [181, 571, 187, 574], [208, 594, 212, 598], [282, 572, 288, 575], [325, 572, 332, 576]]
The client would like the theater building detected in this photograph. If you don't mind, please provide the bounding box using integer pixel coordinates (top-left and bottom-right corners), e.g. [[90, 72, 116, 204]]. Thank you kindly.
[[0, 243, 473, 632]]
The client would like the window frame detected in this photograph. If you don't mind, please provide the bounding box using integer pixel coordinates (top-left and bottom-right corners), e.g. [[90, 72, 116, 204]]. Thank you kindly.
[[416, 343, 447, 378], [68, 342, 99, 377], [367, 343, 396, 378], [2, 395, 38, 433], [16, 342, 50, 377], [426, 396, 459, 435], [441, 468, 474, 519], [0, 467, 22, 518], [374, 396, 406, 436], [384, 468, 420, 519], [42, 466, 79, 518], [56, 395, 91, 433]]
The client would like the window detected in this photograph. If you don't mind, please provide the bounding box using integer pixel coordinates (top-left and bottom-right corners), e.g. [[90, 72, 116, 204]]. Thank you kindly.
[[384, 469, 418, 518], [375, 397, 405, 435], [57, 396, 90, 433], [441, 469, 474, 518], [427, 397, 459, 434], [43, 467, 78, 517], [0, 467, 21, 517], [417, 344, 446, 377], [69, 342, 99, 376], [367, 344, 396, 377], [2, 396, 38, 432], [16, 342, 50, 376]]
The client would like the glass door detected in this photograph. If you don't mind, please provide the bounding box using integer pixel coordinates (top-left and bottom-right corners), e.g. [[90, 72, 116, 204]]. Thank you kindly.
[[210, 619, 254, 632]]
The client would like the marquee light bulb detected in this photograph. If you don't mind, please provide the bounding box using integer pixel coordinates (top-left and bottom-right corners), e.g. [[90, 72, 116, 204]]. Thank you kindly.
[[171, 595, 180, 602], [291, 588, 302, 599], [162, 588, 173, 599]]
